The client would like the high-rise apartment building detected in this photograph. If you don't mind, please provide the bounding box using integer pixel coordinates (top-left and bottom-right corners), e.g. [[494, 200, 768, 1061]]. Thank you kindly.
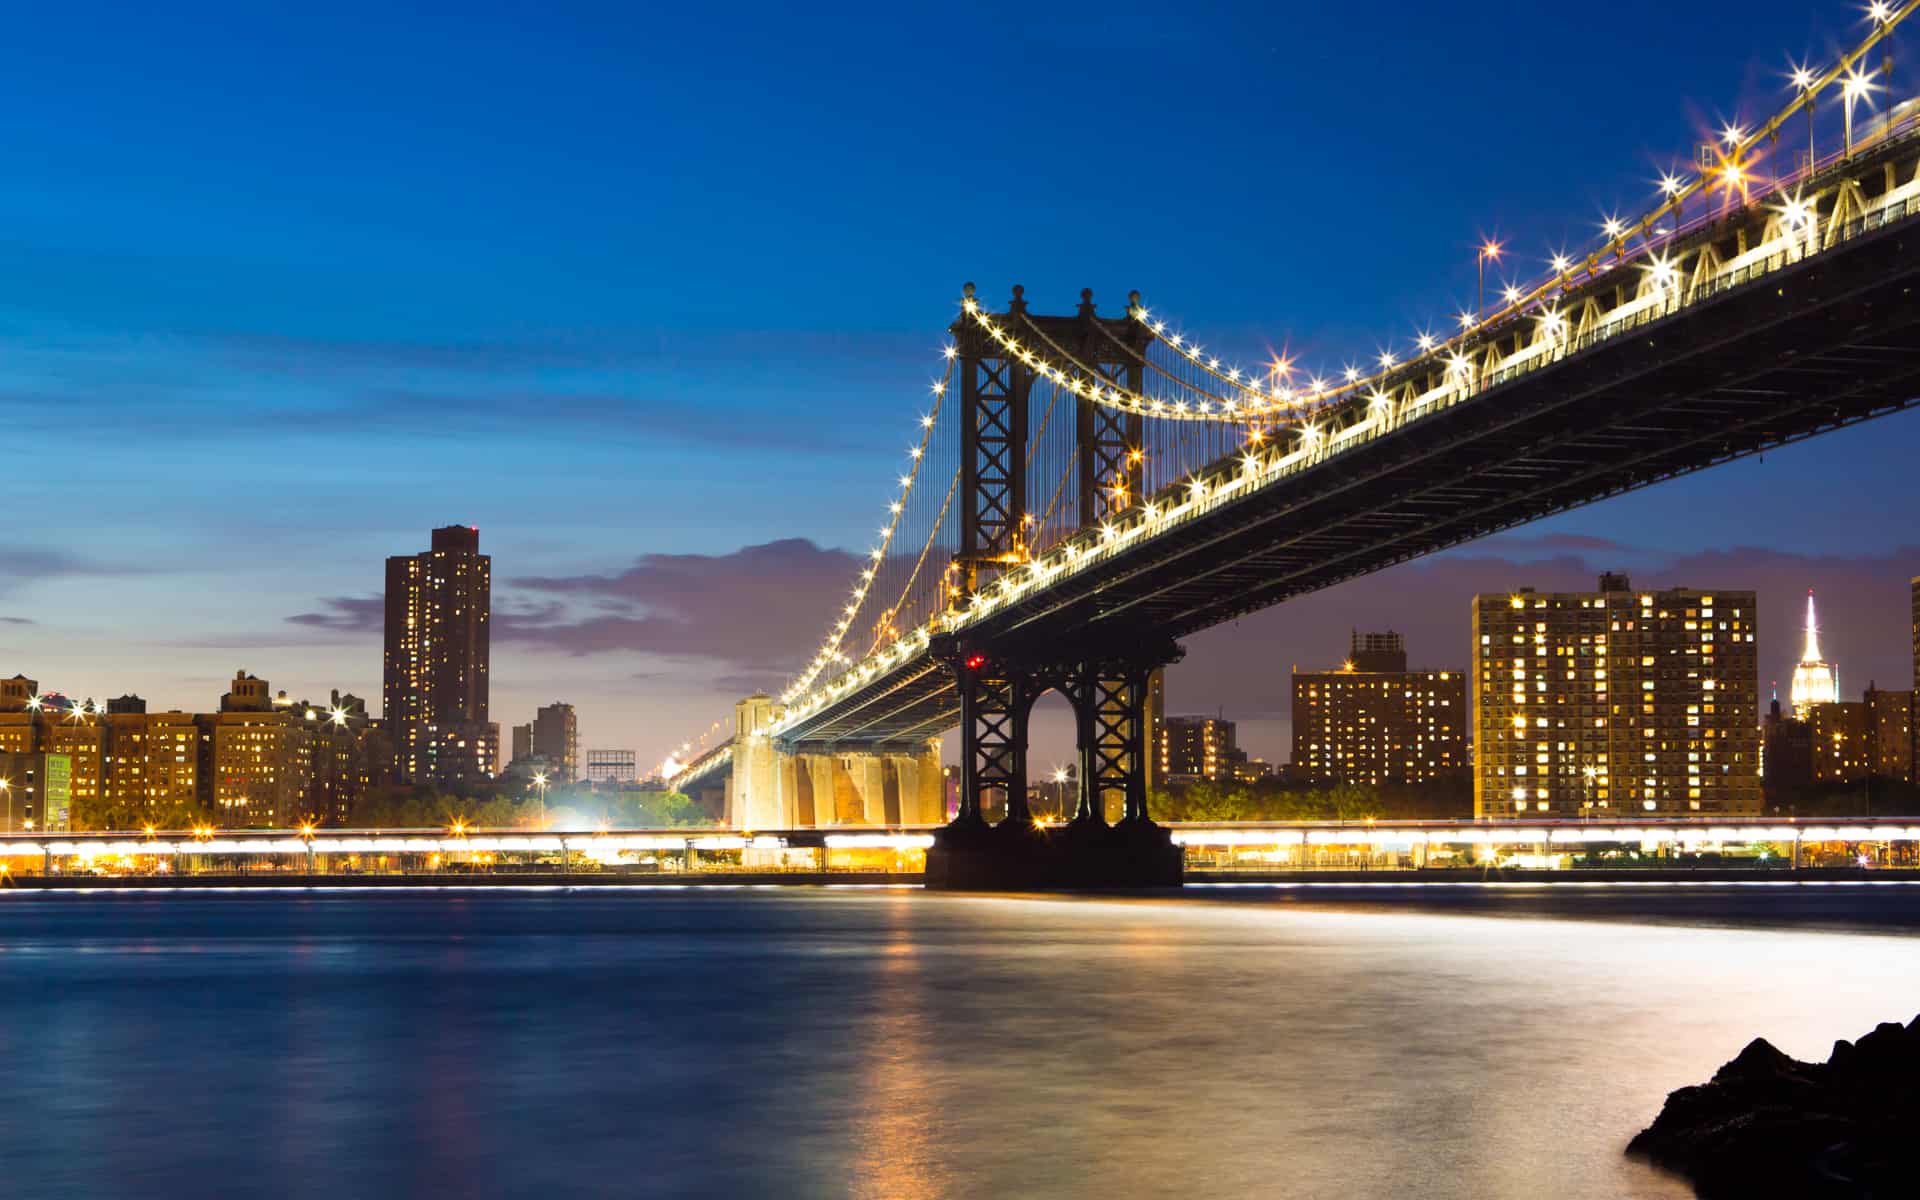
[[1867, 686, 1915, 783], [1159, 715, 1236, 782], [1472, 574, 1760, 818], [1912, 575, 1919, 692], [384, 525, 496, 785], [1808, 701, 1872, 782], [531, 702, 579, 781], [1804, 686, 1915, 786], [1291, 631, 1466, 785]]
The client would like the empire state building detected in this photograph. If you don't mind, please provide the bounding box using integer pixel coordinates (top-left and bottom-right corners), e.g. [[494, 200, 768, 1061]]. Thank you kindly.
[[1789, 590, 1839, 719]]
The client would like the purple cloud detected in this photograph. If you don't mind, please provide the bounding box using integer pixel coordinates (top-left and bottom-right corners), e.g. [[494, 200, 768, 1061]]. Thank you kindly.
[[286, 594, 384, 633], [504, 539, 858, 670]]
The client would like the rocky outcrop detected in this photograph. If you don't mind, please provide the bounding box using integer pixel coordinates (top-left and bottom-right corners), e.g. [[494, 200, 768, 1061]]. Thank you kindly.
[[1628, 1016, 1920, 1197]]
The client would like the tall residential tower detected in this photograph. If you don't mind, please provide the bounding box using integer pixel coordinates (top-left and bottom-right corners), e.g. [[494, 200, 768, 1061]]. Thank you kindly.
[[1472, 575, 1760, 818], [384, 525, 498, 786]]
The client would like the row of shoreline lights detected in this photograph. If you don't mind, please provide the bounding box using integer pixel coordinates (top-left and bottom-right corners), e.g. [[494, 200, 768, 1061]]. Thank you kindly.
[[698, 0, 1920, 750], [1114, 1, 1914, 424]]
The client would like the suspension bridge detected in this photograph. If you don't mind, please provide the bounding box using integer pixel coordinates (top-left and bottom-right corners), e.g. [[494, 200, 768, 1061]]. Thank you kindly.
[[668, 2, 1920, 886]]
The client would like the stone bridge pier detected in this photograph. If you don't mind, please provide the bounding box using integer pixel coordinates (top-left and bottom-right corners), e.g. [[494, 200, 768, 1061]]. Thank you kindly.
[[726, 694, 943, 829]]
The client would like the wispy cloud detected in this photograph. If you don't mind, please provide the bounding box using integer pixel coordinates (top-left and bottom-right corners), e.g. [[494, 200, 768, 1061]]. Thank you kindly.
[[0, 546, 149, 599], [286, 594, 384, 633]]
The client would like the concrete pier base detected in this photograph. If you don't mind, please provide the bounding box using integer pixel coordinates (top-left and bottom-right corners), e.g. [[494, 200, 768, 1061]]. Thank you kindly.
[[923, 817, 1183, 890]]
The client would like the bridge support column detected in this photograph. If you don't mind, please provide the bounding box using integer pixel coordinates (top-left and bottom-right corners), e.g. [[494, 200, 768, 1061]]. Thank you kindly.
[[926, 635, 1185, 890], [802, 755, 836, 827], [844, 754, 889, 825], [727, 693, 800, 829], [890, 743, 943, 824]]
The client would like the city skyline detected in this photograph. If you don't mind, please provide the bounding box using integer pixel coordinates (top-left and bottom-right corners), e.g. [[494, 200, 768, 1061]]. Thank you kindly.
[[6, 533, 1915, 774], [3, 0, 1919, 768]]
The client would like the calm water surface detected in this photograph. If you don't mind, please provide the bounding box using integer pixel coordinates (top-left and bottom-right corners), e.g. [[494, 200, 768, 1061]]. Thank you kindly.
[[4, 884, 1920, 1199]]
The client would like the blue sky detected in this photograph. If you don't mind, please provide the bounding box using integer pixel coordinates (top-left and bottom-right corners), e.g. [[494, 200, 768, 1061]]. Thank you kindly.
[[2, 0, 1917, 767]]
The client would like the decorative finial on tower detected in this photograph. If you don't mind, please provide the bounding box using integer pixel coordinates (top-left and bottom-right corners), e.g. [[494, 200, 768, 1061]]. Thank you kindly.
[[1077, 287, 1096, 317], [962, 281, 976, 300], [1008, 284, 1027, 314], [1128, 289, 1142, 313]]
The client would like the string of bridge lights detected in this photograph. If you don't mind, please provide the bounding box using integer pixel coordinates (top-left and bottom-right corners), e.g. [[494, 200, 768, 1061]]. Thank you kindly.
[[1119, 0, 1918, 424], [777, 353, 955, 705], [681, 0, 1919, 755], [964, 298, 1297, 422]]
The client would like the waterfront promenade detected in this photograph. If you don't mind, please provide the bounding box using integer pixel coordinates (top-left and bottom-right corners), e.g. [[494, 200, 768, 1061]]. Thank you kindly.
[[3, 817, 1916, 888]]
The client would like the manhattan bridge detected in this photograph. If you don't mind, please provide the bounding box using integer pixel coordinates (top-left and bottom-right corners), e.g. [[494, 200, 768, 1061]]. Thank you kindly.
[[670, 2, 1920, 886]]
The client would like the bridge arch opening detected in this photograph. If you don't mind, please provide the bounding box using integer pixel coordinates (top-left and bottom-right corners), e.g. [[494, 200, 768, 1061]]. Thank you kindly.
[[1021, 687, 1081, 824]]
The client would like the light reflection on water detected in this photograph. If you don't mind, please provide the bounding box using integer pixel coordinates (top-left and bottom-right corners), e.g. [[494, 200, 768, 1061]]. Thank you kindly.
[[2, 887, 1918, 1199]]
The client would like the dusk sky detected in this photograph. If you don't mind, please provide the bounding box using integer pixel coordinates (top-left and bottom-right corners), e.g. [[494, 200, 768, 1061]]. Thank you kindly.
[[3, 0, 1917, 769]]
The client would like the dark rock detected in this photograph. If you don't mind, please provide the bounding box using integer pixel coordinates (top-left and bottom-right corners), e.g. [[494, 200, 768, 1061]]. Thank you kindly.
[[1628, 1017, 1920, 1197]]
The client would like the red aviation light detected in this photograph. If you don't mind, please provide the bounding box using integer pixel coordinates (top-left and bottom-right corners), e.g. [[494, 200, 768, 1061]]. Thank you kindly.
[[965, 655, 987, 671]]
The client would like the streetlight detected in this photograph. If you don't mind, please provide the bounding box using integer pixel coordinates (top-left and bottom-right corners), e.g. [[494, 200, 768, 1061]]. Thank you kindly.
[[1582, 766, 1599, 821], [1476, 239, 1502, 318], [532, 772, 550, 825], [1842, 68, 1877, 155], [1791, 64, 1818, 173], [0, 777, 10, 834]]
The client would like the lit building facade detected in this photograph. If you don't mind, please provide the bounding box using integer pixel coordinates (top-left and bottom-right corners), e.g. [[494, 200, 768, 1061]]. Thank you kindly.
[[1805, 688, 1915, 785], [531, 702, 579, 782], [1291, 631, 1466, 785], [1472, 574, 1760, 818], [0, 671, 388, 829], [1159, 715, 1235, 782], [1808, 701, 1872, 782], [1789, 590, 1839, 719], [384, 525, 496, 785]]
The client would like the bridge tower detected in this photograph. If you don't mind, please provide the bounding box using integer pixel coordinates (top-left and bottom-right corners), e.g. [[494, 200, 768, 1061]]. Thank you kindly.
[[933, 285, 1179, 889], [950, 284, 1150, 593]]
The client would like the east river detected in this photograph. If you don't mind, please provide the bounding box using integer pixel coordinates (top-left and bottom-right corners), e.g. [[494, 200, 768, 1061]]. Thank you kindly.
[[4, 885, 1920, 1198]]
